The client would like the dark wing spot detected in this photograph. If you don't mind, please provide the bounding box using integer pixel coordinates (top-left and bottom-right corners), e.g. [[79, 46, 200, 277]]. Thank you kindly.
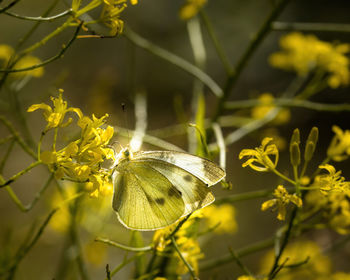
[[168, 187, 182, 197], [155, 197, 165, 205], [183, 174, 193, 182]]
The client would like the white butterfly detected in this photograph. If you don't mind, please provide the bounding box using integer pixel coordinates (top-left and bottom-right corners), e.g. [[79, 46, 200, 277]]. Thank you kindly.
[[111, 148, 226, 231]]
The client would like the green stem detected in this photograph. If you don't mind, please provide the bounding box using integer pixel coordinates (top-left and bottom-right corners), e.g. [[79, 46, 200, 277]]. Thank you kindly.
[[4, 174, 54, 212], [171, 236, 198, 279], [216, 188, 275, 204], [200, 10, 233, 75], [211, 0, 291, 123], [6, 208, 58, 278], [95, 237, 152, 252], [0, 137, 15, 173], [268, 208, 297, 279], [4, 8, 73, 21], [200, 237, 275, 271], [0, 22, 82, 74], [0, 160, 42, 188], [52, 127, 58, 151], [123, 26, 223, 98], [270, 168, 296, 185], [0, 115, 36, 159], [108, 253, 146, 279], [225, 98, 350, 112], [272, 21, 350, 33]]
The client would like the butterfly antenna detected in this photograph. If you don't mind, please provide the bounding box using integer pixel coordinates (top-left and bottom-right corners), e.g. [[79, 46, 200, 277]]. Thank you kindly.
[[121, 103, 131, 144]]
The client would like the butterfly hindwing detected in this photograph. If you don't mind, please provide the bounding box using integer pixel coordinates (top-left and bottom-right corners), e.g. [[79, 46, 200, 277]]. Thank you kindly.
[[113, 161, 185, 230], [138, 159, 215, 216], [133, 151, 225, 186]]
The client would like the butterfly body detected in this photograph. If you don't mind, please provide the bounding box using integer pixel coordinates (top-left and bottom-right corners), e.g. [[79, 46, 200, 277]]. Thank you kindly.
[[112, 148, 225, 231]]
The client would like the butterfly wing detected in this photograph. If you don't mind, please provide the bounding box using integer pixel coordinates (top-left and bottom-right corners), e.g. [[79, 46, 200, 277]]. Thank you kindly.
[[133, 151, 225, 186], [113, 161, 185, 230], [136, 159, 215, 217]]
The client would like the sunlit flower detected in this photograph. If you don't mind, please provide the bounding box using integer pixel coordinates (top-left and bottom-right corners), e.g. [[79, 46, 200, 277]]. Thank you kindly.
[[327, 125, 350, 161], [251, 93, 290, 125], [237, 276, 263, 280], [175, 236, 203, 276], [201, 204, 237, 234], [315, 164, 350, 195], [269, 32, 350, 88], [261, 185, 302, 221], [239, 137, 279, 172], [27, 90, 82, 130], [259, 240, 332, 280], [179, 0, 206, 20], [306, 167, 350, 234], [100, 0, 138, 35]]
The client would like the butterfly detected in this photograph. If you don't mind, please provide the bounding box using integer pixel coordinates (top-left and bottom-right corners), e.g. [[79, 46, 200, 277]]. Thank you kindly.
[[111, 148, 226, 231]]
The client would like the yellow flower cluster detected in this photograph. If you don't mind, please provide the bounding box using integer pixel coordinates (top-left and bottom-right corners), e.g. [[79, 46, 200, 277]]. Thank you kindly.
[[100, 0, 138, 35], [327, 125, 350, 161], [0, 44, 44, 78], [261, 185, 302, 221], [201, 203, 237, 234], [239, 137, 279, 172], [259, 240, 350, 280], [179, 0, 206, 20], [28, 91, 115, 197], [251, 93, 290, 125], [306, 164, 350, 234], [259, 240, 331, 280], [269, 32, 350, 88]]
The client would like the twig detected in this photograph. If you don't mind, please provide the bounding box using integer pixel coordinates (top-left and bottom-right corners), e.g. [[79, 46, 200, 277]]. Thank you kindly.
[[211, 0, 291, 123], [0, 22, 83, 73], [124, 26, 223, 98], [4, 8, 73, 21], [171, 236, 198, 280], [95, 237, 152, 252], [272, 21, 350, 33], [0, 0, 20, 13]]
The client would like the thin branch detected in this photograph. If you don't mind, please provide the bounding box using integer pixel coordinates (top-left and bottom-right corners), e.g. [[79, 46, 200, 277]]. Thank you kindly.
[[200, 237, 275, 271], [0, 22, 83, 73], [4, 8, 73, 21], [200, 10, 233, 75], [225, 98, 350, 112], [0, 0, 20, 13], [95, 237, 152, 252], [272, 21, 350, 33], [171, 236, 198, 280], [123, 26, 223, 98], [211, 0, 291, 122]]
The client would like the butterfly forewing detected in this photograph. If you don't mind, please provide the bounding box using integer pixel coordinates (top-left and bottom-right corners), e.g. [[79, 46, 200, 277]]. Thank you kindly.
[[133, 151, 225, 186], [113, 161, 185, 230]]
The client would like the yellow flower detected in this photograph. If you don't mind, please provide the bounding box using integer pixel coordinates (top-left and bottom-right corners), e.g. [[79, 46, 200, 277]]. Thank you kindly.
[[100, 0, 128, 35], [179, 0, 206, 20], [175, 236, 203, 276], [261, 185, 302, 221], [201, 204, 237, 234], [251, 93, 290, 125], [331, 272, 350, 280], [239, 137, 279, 172], [0, 44, 14, 62], [27, 90, 82, 130], [259, 240, 332, 280], [307, 165, 350, 234], [237, 276, 263, 280], [269, 32, 350, 88], [12, 55, 44, 78], [85, 241, 107, 266], [0, 44, 44, 78], [327, 125, 350, 161], [315, 164, 350, 195]]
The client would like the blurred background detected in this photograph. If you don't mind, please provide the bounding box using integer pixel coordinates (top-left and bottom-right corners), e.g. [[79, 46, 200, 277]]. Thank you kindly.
[[1, 0, 350, 279]]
